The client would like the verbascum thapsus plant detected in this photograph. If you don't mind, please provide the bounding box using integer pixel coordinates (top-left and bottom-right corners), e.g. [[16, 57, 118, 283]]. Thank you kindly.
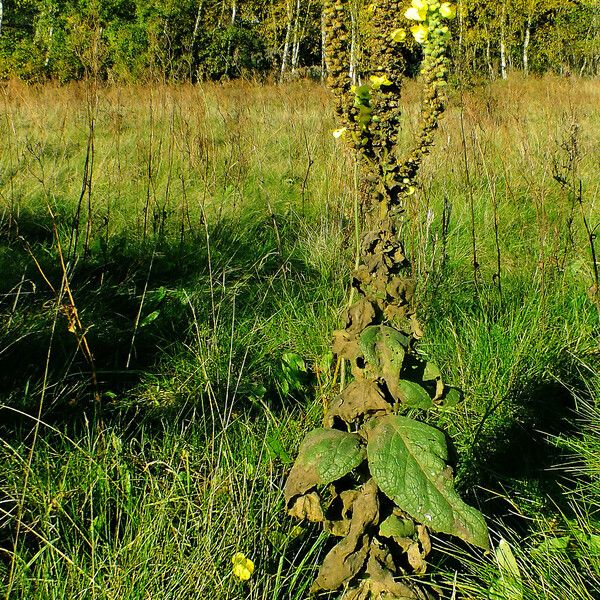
[[285, 1, 488, 598]]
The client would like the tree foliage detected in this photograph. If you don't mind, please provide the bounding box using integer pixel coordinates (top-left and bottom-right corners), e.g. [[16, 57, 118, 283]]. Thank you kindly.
[[0, 0, 596, 82]]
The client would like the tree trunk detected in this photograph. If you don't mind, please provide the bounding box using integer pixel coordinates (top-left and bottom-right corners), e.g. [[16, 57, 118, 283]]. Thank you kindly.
[[523, 14, 531, 75], [0, 0, 4, 37], [291, 0, 301, 72], [192, 1, 204, 44], [190, 0, 204, 77], [500, 40, 507, 79], [484, 25, 493, 78], [500, 2, 507, 79], [45, 26, 53, 67], [579, 14, 597, 76], [223, 0, 236, 76], [281, 0, 293, 76], [321, 7, 326, 80]]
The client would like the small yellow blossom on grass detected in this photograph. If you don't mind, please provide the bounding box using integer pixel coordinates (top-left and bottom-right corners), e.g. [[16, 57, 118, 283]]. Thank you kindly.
[[369, 74, 392, 89], [389, 28, 407, 42], [411, 0, 428, 10], [439, 2, 456, 18], [405, 6, 427, 20], [232, 552, 254, 581], [410, 24, 429, 43], [332, 127, 347, 139]]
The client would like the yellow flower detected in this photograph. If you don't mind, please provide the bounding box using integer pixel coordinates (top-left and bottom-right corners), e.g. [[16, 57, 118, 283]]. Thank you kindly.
[[411, 0, 428, 9], [405, 6, 427, 20], [369, 74, 392, 89], [389, 28, 407, 43], [232, 552, 254, 581], [439, 2, 456, 18], [332, 127, 347, 139], [410, 24, 429, 43]]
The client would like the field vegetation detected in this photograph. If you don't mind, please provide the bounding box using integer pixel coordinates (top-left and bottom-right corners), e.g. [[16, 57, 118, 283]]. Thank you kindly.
[[1, 74, 599, 598]]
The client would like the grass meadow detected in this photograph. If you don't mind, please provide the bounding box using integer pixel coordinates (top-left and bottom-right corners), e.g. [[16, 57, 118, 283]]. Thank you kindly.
[[0, 75, 599, 598]]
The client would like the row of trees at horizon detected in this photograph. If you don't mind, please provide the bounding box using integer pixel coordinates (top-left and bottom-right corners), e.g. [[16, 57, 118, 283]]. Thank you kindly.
[[0, 0, 598, 82]]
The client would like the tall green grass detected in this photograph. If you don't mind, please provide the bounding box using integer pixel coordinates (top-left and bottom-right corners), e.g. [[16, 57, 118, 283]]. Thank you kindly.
[[0, 75, 598, 598]]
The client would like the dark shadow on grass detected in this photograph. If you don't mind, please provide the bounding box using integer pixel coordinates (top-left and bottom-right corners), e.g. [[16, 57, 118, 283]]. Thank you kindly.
[[453, 372, 588, 532], [0, 207, 330, 428]]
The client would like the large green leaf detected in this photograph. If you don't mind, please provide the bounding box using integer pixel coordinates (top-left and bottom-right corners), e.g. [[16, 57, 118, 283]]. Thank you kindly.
[[284, 429, 366, 504], [366, 415, 489, 548]]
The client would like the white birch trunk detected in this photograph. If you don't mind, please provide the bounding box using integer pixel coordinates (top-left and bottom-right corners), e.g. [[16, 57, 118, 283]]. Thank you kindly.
[[523, 15, 531, 75], [500, 2, 507, 79], [192, 1, 204, 41], [189, 1, 204, 78], [484, 24, 493, 78], [320, 8, 326, 81], [45, 26, 53, 67], [280, 0, 293, 76], [223, 0, 236, 75], [0, 0, 4, 37], [191, 1, 204, 52], [291, 0, 301, 72]]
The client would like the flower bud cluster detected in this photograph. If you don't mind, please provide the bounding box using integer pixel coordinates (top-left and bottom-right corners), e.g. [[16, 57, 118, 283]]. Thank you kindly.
[[396, 0, 454, 193], [404, 0, 454, 90], [323, 0, 354, 138], [326, 0, 454, 212]]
